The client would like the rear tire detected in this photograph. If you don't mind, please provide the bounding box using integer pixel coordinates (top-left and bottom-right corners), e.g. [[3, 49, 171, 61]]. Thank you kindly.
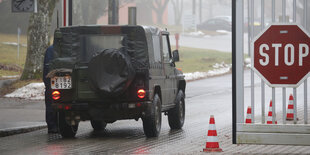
[[90, 120, 107, 131], [58, 112, 78, 138], [168, 90, 185, 129], [142, 94, 162, 137]]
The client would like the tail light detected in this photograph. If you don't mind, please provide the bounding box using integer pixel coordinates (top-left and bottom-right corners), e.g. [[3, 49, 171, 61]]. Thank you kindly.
[[52, 91, 61, 100], [137, 89, 146, 99]]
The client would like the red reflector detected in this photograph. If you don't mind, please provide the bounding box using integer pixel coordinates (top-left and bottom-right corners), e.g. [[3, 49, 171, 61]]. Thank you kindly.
[[52, 91, 60, 100], [137, 89, 146, 99], [58, 105, 63, 109], [64, 105, 71, 110], [136, 103, 141, 107]]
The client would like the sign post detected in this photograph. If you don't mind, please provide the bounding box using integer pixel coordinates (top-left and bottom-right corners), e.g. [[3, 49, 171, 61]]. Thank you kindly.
[[17, 27, 21, 60], [62, 0, 72, 27]]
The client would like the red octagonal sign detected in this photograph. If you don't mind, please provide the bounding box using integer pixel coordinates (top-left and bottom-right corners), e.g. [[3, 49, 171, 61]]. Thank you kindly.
[[252, 24, 310, 87]]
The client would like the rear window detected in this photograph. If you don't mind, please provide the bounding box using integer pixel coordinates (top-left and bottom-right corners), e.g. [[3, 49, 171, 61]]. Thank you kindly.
[[80, 35, 124, 62]]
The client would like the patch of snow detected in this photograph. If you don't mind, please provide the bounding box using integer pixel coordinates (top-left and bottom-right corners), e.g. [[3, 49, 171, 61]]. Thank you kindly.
[[5, 83, 45, 100], [1, 75, 19, 79], [203, 35, 211, 38], [188, 31, 205, 36], [183, 31, 205, 37], [2, 42, 27, 47], [216, 30, 230, 33], [184, 62, 232, 81]]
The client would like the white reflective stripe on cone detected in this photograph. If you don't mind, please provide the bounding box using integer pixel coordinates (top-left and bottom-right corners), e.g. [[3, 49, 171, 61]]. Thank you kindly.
[[207, 136, 219, 143], [287, 109, 294, 113], [246, 114, 251, 119], [209, 124, 216, 131], [267, 116, 272, 121]]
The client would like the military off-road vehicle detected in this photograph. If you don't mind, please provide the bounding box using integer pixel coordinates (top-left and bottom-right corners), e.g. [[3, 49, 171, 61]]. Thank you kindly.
[[48, 25, 186, 138]]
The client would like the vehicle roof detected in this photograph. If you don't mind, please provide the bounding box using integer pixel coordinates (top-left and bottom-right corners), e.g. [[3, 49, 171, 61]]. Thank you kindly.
[[59, 25, 166, 36]]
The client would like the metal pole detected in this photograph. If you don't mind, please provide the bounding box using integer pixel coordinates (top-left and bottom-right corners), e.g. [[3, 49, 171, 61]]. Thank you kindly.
[[261, 80, 265, 123], [293, 0, 296, 22], [305, 80, 308, 124], [232, 0, 237, 144], [304, 0, 307, 27], [304, 0, 308, 124], [261, 0, 264, 29], [128, 7, 137, 25], [283, 88, 286, 124], [68, 0, 72, 26], [108, 0, 119, 25], [63, 0, 67, 27], [261, 0, 265, 124], [251, 0, 254, 39], [193, 0, 197, 32], [251, 0, 255, 124], [192, 0, 196, 15], [282, 0, 286, 22], [247, 0, 250, 56], [282, 0, 286, 124], [233, 0, 244, 144], [57, 10, 59, 28], [272, 87, 276, 124], [293, 88, 297, 124], [272, 0, 275, 22], [199, 0, 202, 24], [271, 0, 276, 125], [17, 27, 20, 61]]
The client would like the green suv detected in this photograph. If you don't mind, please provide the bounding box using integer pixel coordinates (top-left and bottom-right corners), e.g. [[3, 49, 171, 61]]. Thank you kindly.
[[49, 25, 186, 138]]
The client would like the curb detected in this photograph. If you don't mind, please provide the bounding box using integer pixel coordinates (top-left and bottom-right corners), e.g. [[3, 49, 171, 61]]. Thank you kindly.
[[0, 124, 47, 137]]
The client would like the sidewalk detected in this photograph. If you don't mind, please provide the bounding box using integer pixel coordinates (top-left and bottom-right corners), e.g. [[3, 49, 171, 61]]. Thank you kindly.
[[0, 97, 46, 137]]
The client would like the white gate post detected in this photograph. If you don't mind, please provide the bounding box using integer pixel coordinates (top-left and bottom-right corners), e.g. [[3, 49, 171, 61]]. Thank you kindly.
[[232, 0, 244, 144]]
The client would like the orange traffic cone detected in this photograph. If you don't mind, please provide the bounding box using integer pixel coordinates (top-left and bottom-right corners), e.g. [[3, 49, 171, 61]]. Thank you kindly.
[[203, 115, 222, 152], [286, 94, 298, 121], [245, 106, 252, 124], [267, 100, 277, 124]]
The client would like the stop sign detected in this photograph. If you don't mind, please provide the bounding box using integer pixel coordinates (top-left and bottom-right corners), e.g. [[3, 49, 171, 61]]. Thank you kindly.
[[252, 24, 310, 87]]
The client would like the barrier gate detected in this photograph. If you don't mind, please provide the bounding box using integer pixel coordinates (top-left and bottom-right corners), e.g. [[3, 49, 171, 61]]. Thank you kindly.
[[233, 0, 310, 145]]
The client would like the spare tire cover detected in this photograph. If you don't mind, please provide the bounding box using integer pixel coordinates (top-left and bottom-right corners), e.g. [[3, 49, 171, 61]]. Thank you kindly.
[[88, 48, 135, 97]]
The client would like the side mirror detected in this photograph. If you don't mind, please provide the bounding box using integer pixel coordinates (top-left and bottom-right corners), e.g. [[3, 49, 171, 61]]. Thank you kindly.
[[172, 50, 180, 62]]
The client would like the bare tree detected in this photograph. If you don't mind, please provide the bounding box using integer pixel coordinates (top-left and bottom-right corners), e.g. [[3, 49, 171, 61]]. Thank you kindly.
[[171, 0, 183, 25], [74, 0, 108, 25], [21, 0, 57, 80], [141, 0, 169, 25], [73, 0, 133, 25]]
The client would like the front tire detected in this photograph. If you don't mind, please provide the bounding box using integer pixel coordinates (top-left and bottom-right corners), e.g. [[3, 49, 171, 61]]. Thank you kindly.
[[142, 94, 162, 137], [90, 120, 107, 131], [168, 90, 185, 129], [58, 112, 78, 138]]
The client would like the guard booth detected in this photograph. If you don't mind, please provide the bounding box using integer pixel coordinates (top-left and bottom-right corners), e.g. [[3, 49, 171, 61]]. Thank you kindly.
[[232, 0, 310, 145]]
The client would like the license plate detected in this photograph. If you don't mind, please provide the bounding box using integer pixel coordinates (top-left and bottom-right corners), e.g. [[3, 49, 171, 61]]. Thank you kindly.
[[51, 76, 72, 89]]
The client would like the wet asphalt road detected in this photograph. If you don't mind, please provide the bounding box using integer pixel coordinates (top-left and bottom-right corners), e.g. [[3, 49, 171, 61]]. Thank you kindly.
[[0, 73, 233, 154]]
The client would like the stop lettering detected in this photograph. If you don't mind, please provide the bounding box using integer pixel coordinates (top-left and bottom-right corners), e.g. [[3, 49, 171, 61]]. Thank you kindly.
[[252, 24, 310, 87], [258, 43, 309, 66]]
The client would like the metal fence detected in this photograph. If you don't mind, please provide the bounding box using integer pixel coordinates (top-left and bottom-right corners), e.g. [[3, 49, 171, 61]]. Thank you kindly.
[[233, 0, 310, 145]]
